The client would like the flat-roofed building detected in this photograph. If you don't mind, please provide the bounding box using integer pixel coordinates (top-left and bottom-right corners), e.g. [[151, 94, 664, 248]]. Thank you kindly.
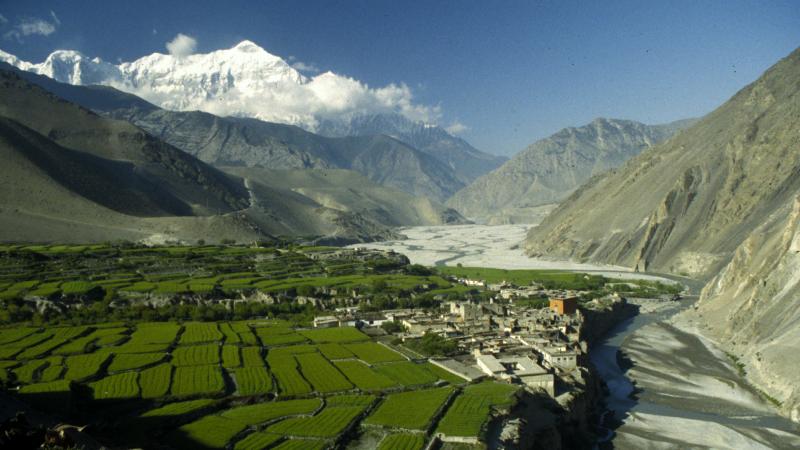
[[549, 296, 578, 315]]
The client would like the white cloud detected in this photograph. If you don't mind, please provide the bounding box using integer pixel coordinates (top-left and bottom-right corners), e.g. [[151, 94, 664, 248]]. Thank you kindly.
[[4, 14, 59, 41], [445, 121, 469, 135], [290, 61, 320, 73], [165, 33, 196, 57], [0, 14, 8, 26]]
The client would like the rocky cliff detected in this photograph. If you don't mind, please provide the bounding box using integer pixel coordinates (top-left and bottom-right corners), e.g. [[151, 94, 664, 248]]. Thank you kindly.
[[447, 118, 691, 222], [694, 196, 800, 421]]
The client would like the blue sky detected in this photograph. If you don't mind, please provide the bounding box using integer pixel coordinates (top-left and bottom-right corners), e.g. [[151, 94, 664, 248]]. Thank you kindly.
[[1, 0, 798, 155]]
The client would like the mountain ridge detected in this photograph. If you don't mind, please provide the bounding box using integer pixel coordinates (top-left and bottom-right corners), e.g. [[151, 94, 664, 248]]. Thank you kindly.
[[447, 117, 693, 221]]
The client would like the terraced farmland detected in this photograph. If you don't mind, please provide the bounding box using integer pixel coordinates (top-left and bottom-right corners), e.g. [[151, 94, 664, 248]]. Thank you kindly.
[[436, 381, 519, 437], [91, 372, 140, 400], [172, 344, 220, 366], [295, 352, 353, 393], [0, 316, 523, 449], [344, 342, 406, 364], [170, 365, 225, 397], [364, 387, 453, 430], [233, 367, 273, 396], [334, 360, 398, 391], [378, 433, 426, 450]]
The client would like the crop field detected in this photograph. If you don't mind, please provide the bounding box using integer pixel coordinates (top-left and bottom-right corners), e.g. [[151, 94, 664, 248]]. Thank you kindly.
[[436, 382, 519, 437], [232, 431, 281, 450], [170, 365, 225, 397], [221, 345, 241, 368], [233, 366, 273, 396], [0, 244, 415, 311], [172, 344, 220, 366], [108, 352, 165, 372], [140, 399, 217, 418], [295, 352, 353, 393], [91, 371, 140, 400], [364, 387, 453, 430], [334, 360, 398, 391], [378, 433, 426, 450], [220, 398, 321, 425], [172, 415, 248, 449], [267, 354, 312, 396], [237, 346, 261, 368], [317, 343, 354, 360], [139, 363, 172, 398], [64, 353, 111, 381], [374, 361, 439, 387], [266, 397, 373, 438], [299, 326, 370, 343], [0, 316, 522, 449], [344, 342, 406, 364], [180, 322, 223, 345]]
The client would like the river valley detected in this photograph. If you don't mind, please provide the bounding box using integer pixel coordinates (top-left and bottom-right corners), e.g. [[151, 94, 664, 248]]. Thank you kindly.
[[355, 225, 800, 449]]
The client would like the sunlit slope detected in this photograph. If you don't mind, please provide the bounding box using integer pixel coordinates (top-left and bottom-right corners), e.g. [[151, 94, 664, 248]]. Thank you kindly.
[[525, 47, 800, 280]]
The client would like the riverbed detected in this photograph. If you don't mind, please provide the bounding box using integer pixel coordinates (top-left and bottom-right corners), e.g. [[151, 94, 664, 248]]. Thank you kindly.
[[356, 225, 800, 449], [354, 224, 671, 282]]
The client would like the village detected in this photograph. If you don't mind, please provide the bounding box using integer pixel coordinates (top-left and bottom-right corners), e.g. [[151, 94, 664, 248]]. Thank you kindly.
[[313, 274, 632, 404]]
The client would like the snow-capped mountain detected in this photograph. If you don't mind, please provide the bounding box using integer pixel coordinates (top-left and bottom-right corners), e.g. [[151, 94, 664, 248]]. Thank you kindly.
[[0, 40, 430, 128], [1, 40, 504, 183]]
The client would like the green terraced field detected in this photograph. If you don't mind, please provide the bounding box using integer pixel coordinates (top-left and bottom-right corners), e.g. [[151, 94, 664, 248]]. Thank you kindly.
[[299, 327, 370, 343], [436, 382, 519, 437], [344, 342, 406, 364], [233, 367, 273, 396], [267, 355, 312, 396], [232, 431, 281, 450], [365, 387, 452, 430], [180, 322, 224, 345], [63, 353, 111, 381], [221, 345, 241, 368], [374, 362, 439, 387], [108, 352, 165, 372], [170, 365, 226, 397], [140, 399, 217, 418], [172, 344, 221, 366], [317, 343, 354, 360], [266, 402, 368, 438], [378, 433, 426, 450], [220, 398, 321, 425], [139, 363, 172, 399], [172, 415, 247, 449], [295, 352, 353, 393], [91, 372, 140, 400], [334, 360, 398, 391]]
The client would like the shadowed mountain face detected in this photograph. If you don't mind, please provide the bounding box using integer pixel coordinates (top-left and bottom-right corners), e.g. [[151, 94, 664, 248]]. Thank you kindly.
[[525, 47, 800, 280], [0, 67, 465, 244], [0, 69, 251, 217], [446, 118, 694, 222], [2, 64, 467, 203]]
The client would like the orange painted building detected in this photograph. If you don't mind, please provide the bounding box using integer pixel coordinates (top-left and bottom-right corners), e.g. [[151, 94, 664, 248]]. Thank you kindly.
[[549, 296, 578, 315]]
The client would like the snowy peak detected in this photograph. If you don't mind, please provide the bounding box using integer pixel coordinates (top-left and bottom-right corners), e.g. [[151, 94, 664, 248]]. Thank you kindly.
[[0, 39, 442, 135]]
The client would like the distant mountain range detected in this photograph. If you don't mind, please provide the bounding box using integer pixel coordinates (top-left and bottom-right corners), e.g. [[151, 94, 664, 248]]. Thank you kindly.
[[526, 47, 800, 416], [447, 118, 695, 222], [0, 68, 465, 244], [0, 42, 504, 191]]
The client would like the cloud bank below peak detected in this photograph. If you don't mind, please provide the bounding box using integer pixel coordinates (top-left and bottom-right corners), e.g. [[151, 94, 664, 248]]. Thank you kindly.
[[0, 36, 444, 130]]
